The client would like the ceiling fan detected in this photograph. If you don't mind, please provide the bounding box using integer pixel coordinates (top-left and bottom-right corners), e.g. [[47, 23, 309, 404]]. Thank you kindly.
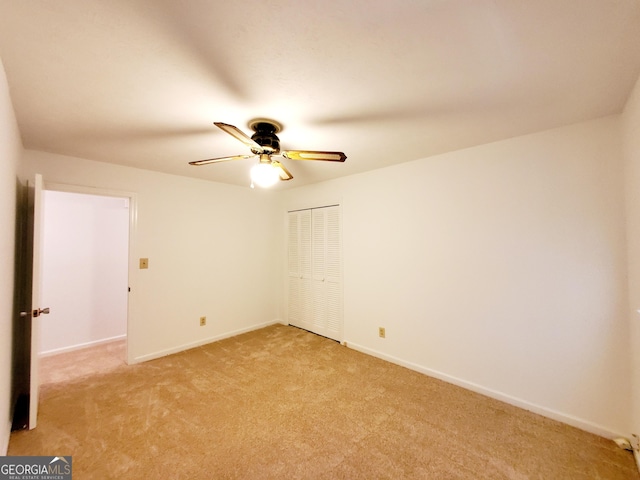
[[189, 119, 346, 187]]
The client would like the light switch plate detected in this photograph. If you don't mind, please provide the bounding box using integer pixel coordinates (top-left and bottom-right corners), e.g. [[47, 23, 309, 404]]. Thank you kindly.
[[139, 258, 149, 269]]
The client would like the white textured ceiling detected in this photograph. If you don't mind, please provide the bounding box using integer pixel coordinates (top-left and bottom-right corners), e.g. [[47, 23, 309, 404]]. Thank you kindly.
[[1, 0, 639, 188]]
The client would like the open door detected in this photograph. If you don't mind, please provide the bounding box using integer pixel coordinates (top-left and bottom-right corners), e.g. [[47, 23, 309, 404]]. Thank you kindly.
[[26, 174, 47, 428], [12, 173, 48, 430]]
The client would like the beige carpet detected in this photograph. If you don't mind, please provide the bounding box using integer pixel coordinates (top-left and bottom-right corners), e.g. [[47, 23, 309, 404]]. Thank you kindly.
[[9, 324, 639, 479], [39, 339, 127, 385]]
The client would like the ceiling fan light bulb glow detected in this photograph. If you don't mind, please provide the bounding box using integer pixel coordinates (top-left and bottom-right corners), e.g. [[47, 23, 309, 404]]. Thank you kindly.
[[250, 163, 279, 188]]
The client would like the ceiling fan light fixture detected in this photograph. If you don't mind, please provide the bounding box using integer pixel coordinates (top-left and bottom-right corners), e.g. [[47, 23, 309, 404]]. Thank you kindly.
[[190, 119, 346, 186], [250, 162, 280, 188]]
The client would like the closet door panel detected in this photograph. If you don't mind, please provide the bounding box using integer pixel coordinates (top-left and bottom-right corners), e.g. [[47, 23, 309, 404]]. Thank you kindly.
[[289, 210, 313, 331], [287, 212, 300, 324], [298, 210, 313, 329], [312, 208, 327, 331], [288, 206, 342, 341], [324, 206, 342, 339]]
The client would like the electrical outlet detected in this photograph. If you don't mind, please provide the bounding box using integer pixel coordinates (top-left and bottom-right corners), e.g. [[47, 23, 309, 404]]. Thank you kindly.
[[379, 327, 386, 338], [200, 316, 206, 326]]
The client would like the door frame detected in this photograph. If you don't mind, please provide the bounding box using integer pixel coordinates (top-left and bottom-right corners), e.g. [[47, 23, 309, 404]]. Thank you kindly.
[[44, 182, 138, 365]]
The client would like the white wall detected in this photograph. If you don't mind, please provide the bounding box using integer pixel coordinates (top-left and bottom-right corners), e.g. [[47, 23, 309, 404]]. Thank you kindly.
[[280, 115, 631, 438], [19, 151, 282, 363], [623, 74, 640, 445], [0, 59, 22, 454], [40, 191, 129, 355]]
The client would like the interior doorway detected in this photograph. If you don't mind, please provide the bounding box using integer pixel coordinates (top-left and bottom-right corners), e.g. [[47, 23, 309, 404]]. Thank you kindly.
[[39, 185, 134, 381], [11, 180, 136, 431]]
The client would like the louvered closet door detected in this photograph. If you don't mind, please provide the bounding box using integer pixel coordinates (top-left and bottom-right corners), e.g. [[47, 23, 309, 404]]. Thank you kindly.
[[324, 206, 342, 339], [287, 212, 300, 324], [288, 206, 342, 342], [288, 210, 313, 332]]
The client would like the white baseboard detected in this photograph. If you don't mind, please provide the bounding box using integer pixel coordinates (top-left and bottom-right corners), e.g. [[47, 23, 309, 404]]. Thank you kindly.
[[131, 320, 280, 364], [1, 419, 10, 456], [346, 341, 627, 440], [40, 334, 126, 358]]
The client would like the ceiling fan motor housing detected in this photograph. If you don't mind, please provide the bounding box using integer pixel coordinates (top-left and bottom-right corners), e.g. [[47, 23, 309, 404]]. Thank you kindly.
[[250, 121, 281, 154]]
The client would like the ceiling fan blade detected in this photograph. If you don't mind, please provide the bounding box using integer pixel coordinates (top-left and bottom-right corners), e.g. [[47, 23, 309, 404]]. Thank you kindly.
[[282, 150, 346, 162], [272, 160, 293, 181], [189, 154, 253, 166], [214, 122, 263, 152]]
